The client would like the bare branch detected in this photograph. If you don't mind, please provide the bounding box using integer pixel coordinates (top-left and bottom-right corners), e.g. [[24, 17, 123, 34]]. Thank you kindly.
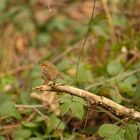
[[33, 83, 140, 122]]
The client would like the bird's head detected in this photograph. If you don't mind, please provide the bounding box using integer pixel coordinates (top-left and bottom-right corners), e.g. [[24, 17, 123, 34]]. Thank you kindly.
[[40, 61, 51, 70]]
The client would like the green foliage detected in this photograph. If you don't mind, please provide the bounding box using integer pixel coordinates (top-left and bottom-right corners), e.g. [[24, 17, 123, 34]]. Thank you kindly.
[[60, 94, 87, 119], [124, 124, 138, 140], [0, 100, 21, 119], [112, 15, 128, 27], [76, 63, 93, 84], [98, 124, 125, 140], [72, 96, 87, 106], [109, 89, 122, 103], [37, 33, 50, 45], [60, 100, 71, 116], [119, 75, 138, 96], [70, 101, 84, 119], [47, 17, 71, 32], [47, 113, 65, 133], [0, 75, 18, 92], [22, 121, 40, 128], [0, 0, 140, 139], [107, 61, 123, 76], [133, 85, 140, 101], [14, 129, 32, 140], [98, 123, 139, 140], [20, 91, 31, 104]]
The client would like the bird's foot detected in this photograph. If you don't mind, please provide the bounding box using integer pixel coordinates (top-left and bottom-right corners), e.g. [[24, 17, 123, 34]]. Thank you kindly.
[[45, 81, 55, 87], [47, 81, 65, 88]]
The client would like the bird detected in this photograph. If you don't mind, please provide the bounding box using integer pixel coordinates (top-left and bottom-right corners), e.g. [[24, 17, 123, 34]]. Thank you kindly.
[[41, 60, 63, 83]]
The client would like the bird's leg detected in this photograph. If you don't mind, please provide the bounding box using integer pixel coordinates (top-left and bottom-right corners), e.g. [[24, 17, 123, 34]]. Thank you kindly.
[[47, 81, 56, 87]]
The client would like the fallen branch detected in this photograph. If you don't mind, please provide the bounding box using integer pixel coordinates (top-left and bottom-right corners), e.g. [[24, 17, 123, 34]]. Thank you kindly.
[[33, 83, 140, 122]]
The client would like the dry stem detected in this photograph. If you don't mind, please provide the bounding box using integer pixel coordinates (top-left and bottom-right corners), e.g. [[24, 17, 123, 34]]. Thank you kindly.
[[33, 83, 140, 122]]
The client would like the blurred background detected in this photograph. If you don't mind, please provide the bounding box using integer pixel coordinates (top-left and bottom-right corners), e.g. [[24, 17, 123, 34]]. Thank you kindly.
[[0, 0, 140, 139]]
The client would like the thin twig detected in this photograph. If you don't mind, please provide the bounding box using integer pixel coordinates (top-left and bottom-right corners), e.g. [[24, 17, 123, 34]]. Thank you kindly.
[[97, 106, 120, 121], [83, 108, 90, 129], [25, 111, 36, 122], [34, 108, 49, 120], [113, 84, 131, 102], [15, 104, 49, 120], [86, 68, 140, 90], [75, 0, 96, 86], [102, 0, 113, 28], [15, 104, 45, 108]]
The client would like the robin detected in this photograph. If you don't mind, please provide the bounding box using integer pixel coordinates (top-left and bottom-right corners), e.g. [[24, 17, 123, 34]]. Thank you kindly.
[[41, 60, 63, 83]]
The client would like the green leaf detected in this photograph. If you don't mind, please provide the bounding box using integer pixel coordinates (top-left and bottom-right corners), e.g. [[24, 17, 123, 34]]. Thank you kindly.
[[14, 129, 32, 139], [124, 124, 138, 140], [119, 82, 134, 96], [47, 114, 65, 133], [70, 101, 84, 119], [0, 101, 14, 115], [107, 61, 123, 76], [119, 75, 137, 94], [11, 107, 21, 120], [22, 122, 39, 128], [34, 116, 45, 123], [72, 96, 87, 106], [109, 89, 122, 103], [0, 94, 10, 104], [124, 76, 138, 85], [0, 100, 20, 119], [109, 134, 124, 140], [133, 85, 140, 101], [60, 101, 71, 116], [98, 124, 124, 139], [20, 91, 31, 104], [60, 94, 72, 103]]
